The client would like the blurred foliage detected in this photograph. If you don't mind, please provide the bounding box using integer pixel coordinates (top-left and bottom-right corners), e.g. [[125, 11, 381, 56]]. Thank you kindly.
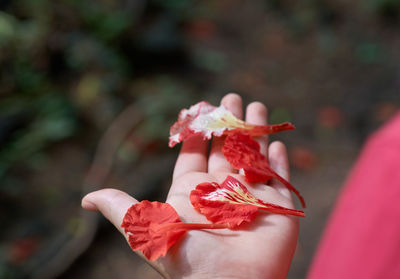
[[0, 94, 76, 179], [0, 0, 209, 193], [0, 0, 398, 205], [0, 1, 210, 275], [0, 0, 205, 277]]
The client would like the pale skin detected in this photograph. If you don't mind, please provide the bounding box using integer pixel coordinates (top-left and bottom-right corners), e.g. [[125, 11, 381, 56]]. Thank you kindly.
[[82, 93, 299, 279]]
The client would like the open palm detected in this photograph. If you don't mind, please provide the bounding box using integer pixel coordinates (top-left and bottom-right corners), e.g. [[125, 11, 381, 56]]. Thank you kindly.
[[82, 94, 300, 279]]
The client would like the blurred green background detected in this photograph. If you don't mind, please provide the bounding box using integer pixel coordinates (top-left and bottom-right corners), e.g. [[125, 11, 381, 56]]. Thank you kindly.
[[0, 0, 399, 278]]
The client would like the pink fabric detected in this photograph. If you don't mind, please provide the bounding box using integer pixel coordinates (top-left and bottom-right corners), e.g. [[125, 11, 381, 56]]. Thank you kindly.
[[308, 112, 400, 279]]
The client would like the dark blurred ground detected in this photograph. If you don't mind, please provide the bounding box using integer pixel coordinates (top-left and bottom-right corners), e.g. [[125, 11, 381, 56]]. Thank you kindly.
[[0, 0, 399, 278]]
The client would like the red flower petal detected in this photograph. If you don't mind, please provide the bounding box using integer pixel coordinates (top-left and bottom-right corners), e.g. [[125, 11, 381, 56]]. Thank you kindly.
[[223, 133, 306, 208], [318, 106, 343, 128], [121, 201, 187, 261], [190, 181, 259, 228], [122, 201, 229, 261], [169, 101, 295, 147], [190, 176, 305, 228]]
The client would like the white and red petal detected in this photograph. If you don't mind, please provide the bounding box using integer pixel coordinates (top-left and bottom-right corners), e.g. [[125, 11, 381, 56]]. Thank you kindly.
[[169, 101, 295, 147], [190, 176, 305, 228], [169, 101, 217, 147]]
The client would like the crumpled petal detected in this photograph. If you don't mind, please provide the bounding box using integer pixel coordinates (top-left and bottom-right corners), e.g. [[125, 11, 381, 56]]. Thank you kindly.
[[169, 101, 294, 147], [121, 201, 187, 261], [121, 201, 230, 261], [223, 133, 306, 208], [190, 176, 305, 228], [190, 181, 258, 228]]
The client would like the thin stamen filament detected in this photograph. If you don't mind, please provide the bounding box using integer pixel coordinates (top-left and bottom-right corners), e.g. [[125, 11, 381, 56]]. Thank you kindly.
[[258, 206, 305, 217], [158, 222, 230, 232], [226, 122, 295, 136]]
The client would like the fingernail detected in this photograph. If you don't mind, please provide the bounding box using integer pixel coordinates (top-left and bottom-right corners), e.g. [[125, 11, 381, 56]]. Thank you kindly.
[[81, 198, 98, 211]]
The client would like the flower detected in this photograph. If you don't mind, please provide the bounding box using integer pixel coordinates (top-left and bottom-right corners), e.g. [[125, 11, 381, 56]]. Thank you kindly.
[[169, 101, 294, 147], [122, 201, 229, 261], [190, 176, 305, 228], [223, 133, 306, 208]]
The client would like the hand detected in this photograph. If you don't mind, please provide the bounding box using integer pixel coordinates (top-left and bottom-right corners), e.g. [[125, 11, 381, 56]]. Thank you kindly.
[[82, 94, 299, 279]]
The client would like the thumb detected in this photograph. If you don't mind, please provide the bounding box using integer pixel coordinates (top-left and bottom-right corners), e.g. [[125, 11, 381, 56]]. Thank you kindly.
[[82, 188, 138, 236], [81, 189, 171, 277]]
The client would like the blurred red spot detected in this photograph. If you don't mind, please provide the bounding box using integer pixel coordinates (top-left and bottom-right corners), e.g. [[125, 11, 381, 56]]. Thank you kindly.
[[375, 103, 398, 123], [290, 146, 318, 171], [318, 106, 343, 128], [9, 236, 40, 265], [185, 20, 216, 40], [129, 135, 162, 154], [263, 30, 286, 56]]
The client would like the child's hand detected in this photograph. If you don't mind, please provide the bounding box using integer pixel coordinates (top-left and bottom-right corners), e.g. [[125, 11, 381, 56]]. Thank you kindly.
[[82, 94, 299, 279]]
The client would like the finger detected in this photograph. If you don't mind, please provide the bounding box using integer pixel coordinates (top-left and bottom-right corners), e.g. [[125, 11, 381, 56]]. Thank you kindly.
[[245, 102, 268, 157], [208, 93, 242, 173], [82, 189, 138, 235], [268, 141, 292, 200], [82, 190, 172, 277], [173, 135, 208, 180]]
